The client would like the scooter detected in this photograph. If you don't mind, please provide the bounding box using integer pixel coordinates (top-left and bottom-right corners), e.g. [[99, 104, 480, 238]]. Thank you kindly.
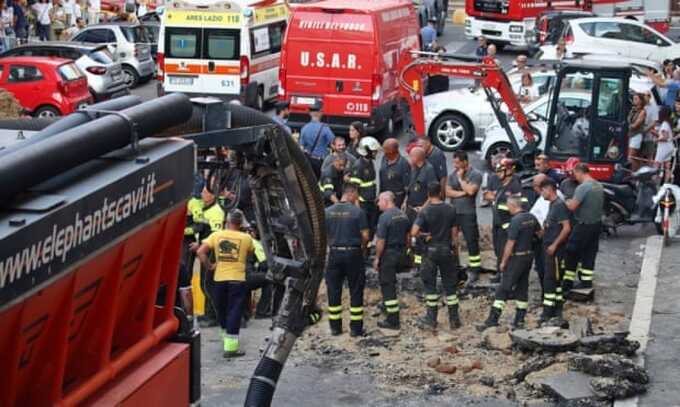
[[602, 165, 660, 234], [653, 184, 679, 246]]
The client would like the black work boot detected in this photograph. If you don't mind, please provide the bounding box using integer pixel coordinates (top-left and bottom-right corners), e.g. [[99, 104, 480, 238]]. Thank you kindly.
[[539, 306, 555, 326], [377, 312, 400, 330], [329, 319, 342, 336], [448, 305, 462, 330], [350, 320, 365, 337], [562, 279, 574, 294], [574, 280, 593, 290], [417, 306, 438, 330], [512, 309, 527, 329], [490, 273, 501, 284], [476, 307, 501, 332], [466, 269, 480, 286]]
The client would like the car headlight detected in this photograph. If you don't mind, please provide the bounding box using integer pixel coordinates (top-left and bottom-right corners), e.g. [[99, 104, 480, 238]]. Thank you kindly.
[[510, 26, 523, 33]]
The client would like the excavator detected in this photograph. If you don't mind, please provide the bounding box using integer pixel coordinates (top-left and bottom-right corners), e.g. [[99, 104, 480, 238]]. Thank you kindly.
[[399, 51, 633, 181]]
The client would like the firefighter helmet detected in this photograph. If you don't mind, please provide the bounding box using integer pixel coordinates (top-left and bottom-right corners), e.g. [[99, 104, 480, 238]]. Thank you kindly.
[[563, 157, 581, 174], [357, 137, 381, 157]]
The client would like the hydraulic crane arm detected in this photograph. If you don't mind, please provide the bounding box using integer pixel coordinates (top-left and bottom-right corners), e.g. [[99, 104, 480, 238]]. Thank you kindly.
[[399, 52, 538, 160]]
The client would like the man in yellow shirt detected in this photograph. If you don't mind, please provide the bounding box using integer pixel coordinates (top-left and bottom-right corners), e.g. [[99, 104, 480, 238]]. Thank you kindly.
[[197, 209, 254, 358]]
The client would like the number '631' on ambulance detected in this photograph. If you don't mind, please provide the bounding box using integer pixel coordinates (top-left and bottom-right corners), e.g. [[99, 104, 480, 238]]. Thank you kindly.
[[157, 0, 288, 110], [280, 0, 421, 134]]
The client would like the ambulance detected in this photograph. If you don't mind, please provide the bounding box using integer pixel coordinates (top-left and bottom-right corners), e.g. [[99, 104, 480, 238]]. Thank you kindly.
[[157, 0, 288, 109]]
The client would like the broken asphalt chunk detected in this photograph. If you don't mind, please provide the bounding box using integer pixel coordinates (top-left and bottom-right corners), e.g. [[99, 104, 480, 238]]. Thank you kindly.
[[510, 327, 579, 353]]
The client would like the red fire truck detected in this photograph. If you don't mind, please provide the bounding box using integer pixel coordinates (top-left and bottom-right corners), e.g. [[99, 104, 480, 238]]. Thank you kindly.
[[465, 0, 670, 49]]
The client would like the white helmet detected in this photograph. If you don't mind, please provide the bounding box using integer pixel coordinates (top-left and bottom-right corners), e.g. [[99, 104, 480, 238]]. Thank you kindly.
[[356, 136, 381, 157]]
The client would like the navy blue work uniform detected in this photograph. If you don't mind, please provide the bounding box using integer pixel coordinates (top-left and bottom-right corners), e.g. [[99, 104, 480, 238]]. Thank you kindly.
[[325, 202, 369, 335], [406, 162, 438, 222], [414, 202, 460, 315], [492, 211, 540, 315], [375, 207, 411, 319], [490, 174, 524, 271], [319, 166, 346, 206], [542, 198, 570, 310], [379, 155, 411, 209], [448, 167, 483, 272], [349, 156, 379, 238]]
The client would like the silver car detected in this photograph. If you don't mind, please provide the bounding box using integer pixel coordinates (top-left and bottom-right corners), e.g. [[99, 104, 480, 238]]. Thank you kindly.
[[0, 42, 129, 101], [72, 23, 155, 88]]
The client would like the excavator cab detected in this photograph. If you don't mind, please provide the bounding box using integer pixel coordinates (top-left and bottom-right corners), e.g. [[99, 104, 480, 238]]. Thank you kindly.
[[544, 62, 632, 181]]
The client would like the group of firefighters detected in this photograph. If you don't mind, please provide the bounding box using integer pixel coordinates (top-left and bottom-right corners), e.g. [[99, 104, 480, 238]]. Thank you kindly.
[[314, 126, 604, 336], [180, 102, 605, 356]]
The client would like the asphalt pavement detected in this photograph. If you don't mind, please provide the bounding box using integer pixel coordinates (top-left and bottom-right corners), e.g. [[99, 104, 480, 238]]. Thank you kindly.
[[129, 23, 675, 406]]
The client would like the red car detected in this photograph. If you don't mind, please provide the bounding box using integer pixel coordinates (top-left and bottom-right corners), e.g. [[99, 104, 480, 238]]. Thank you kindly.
[[0, 56, 92, 118]]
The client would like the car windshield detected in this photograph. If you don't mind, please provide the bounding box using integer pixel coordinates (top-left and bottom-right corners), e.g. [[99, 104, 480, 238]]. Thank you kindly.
[[87, 47, 115, 64], [121, 26, 149, 43], [58, 62, 84, 81]]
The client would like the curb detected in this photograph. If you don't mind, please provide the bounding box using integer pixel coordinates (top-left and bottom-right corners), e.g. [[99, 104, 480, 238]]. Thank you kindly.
[[613, 235, 663, 407]]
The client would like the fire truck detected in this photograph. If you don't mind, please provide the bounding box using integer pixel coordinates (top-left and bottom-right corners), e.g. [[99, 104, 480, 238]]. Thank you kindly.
[[464, 0, 670, 49]]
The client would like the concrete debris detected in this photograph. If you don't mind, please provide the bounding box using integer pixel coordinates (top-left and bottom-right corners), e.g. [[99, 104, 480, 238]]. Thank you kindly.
[[441, 345, 458, 354], [481, 328, 513, 351], [570, 317, 594, 339], [479, 376, 495, 387], [577, 334, 640, 356], [589, 377, 647, 400], [510, 327, 579, 353], [435, 364, 457, 374], [535, 371, 597, 404], [424, 383, 447, 395], [513, 356, 557, 382], [426, 356, 441, 368], [568, 354, 649, 384]]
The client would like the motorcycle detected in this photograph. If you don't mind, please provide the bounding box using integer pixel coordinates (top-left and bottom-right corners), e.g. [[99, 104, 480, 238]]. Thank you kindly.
[[653, 184, 679, 246], [602, 165, 660, 234]]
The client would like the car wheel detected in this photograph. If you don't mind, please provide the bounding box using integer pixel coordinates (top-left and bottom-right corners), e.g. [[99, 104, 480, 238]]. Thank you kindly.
[[485, 141, 513, 169], [122, 66, 140, 88], [34, 105, 61, 119], [255, 88, 265, 111], [430, 113, 471, 151]]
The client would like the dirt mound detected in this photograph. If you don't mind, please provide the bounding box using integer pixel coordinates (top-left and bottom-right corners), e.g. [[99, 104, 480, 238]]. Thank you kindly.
[[0, 90, 24, 119]]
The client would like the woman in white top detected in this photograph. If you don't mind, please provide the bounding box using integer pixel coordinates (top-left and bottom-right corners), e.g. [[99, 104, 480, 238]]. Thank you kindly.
[[50, 0, 68, 40], [0, 0, 14, 51], [653, 106, 676, 183], [32, 0, 51, 41], [517, 72, 538, 104], [627, 93, 647, 171]]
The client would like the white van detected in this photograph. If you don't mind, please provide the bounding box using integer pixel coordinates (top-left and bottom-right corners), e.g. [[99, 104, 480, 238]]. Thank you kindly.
[[157, 0, 288, 110]]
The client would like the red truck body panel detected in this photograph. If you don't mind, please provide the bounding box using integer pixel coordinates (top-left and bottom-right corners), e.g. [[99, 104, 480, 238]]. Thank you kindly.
[[281, 0, 420, 132]]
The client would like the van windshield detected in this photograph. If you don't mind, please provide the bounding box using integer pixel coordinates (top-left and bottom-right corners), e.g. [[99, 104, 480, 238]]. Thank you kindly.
[[166, 27, 200, 58]]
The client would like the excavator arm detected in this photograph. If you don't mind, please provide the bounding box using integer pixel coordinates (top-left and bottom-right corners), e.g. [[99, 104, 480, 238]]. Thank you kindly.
[[399, 51, 538, 161]]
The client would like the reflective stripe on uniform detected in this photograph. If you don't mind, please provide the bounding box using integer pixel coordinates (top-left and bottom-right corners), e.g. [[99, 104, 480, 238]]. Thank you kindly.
[[224, 334, 239, 352], [328, 305, 342, 319], [468, 254, 481, 267], [349, 177, 375, 188], [564, 270, 577, 281], [580, 268, 594, 281], [543, 299, 556, 306], [501, 223, 510, 230], [446, 295, 459, 306], [493, 299, 505, 310], [497, 204, 509, 211], [350, 306, 364, 321], [320, 183, 334, 191], [425, 294, 439, 307], [414, 255, 422, 265], [516, 301, 529, 310], [556, 287, 563, 302], [385, 299, 400, 313]]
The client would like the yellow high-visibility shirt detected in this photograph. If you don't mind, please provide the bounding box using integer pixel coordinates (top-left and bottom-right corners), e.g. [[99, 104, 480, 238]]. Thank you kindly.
[[203, 229, 254, 282]]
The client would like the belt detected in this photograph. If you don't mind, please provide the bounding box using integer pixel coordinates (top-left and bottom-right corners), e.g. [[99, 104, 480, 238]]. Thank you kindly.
[[331, 246, 361, 251], [576, 221, 601, 226], [513, 251, 533, 256]]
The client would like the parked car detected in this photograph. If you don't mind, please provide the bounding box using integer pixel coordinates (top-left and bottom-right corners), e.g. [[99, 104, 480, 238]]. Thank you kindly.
[[531, 10, 595, 48], [0, 56, 92, 117], [480, 77, 660, 166], [0, 42, 128, 101], [538, 17, 680, 65], [424, 62, 659, 152], [72, 22, 154, 88]]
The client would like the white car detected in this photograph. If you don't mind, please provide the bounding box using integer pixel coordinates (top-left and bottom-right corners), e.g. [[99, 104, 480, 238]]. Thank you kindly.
[[423, 67, 557, 152], [481, 77, 659, 166], [538, 17, 680, 65]]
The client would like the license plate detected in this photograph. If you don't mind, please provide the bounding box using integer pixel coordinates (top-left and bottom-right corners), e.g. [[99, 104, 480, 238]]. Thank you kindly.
[[294, 96, 316, 105], [169, 76, 194, 86], [483, 24, 496, 30]]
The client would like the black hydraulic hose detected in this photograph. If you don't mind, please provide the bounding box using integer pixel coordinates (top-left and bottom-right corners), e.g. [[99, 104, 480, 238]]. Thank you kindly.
[[0, 95, 143, 158], [0, 93, 192, 201]]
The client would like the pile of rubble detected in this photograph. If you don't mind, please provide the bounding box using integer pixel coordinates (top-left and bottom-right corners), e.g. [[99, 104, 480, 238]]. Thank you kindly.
[[0, 89, 24, 119]]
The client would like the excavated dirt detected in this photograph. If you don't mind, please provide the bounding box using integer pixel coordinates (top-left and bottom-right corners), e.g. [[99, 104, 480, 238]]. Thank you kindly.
[[290, 250, 630, 404]]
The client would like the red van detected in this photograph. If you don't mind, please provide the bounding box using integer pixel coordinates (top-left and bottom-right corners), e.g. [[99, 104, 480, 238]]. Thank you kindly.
[[280, 0, 420, 134]]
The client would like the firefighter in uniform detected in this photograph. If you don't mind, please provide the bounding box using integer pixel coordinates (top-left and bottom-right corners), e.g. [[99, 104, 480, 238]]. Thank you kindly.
[[319, 152, 349, 206], [479, 196, 540, 330], [379, 138, 411, 209], [374, 191, 411, 330], [538, 178, 571, 325], [405, 147, 438, 219], [418, 135, 448, 194], [483, 159, 524, 281], [411, 182, 462, 331], [324, 184, 370, 337], [446, 150, 483, 284], [349, 137, 381, 239], [190, 186, 226, 326], [564, 163, 604, 292]]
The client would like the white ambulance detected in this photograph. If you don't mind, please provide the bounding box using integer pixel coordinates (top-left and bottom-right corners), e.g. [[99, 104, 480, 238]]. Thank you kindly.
[[157, 0, 288, 110]]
